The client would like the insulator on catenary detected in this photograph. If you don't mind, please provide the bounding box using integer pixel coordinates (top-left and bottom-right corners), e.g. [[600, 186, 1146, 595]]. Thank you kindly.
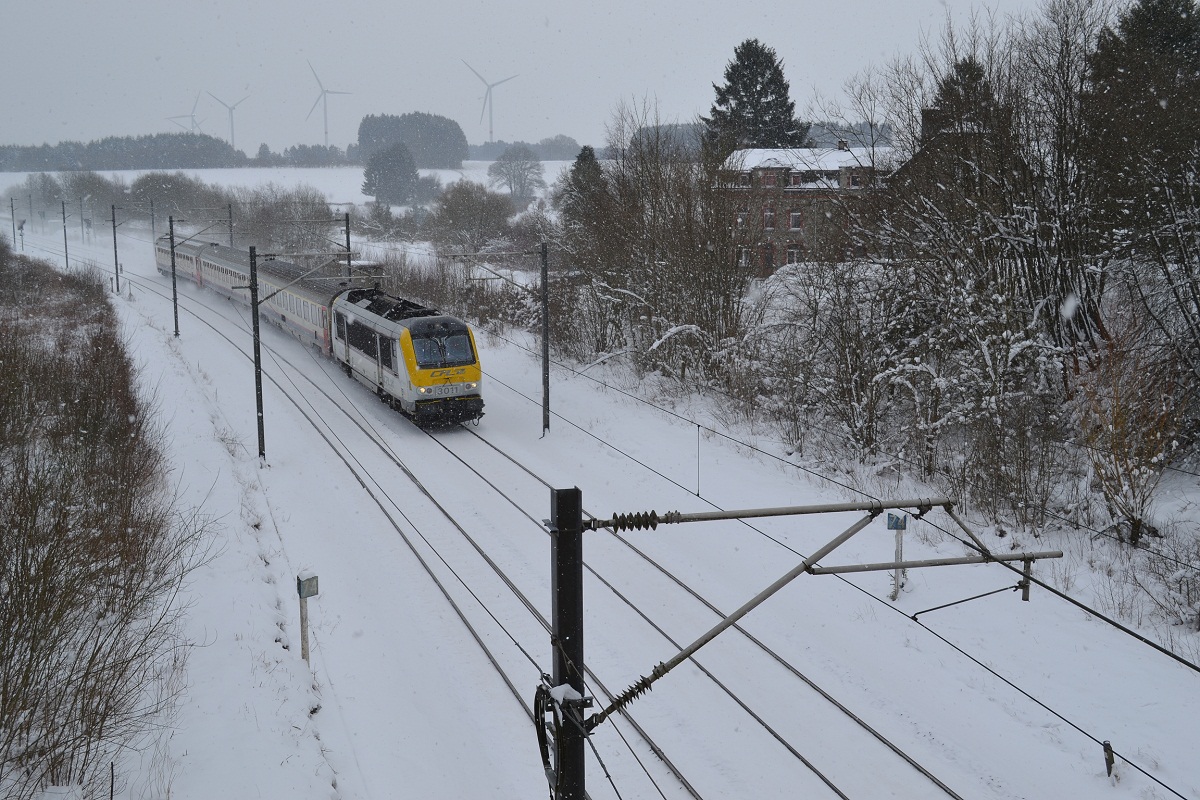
[[609, 511, 659, 531]]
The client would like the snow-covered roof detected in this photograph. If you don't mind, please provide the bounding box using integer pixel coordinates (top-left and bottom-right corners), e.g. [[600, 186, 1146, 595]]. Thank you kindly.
[[726, 146, 887, 172]]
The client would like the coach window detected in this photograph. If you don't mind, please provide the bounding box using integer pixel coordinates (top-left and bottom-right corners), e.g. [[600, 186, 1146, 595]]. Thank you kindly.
[[335, 312, 347, 341], [380, 338, 394, 372], [347, 320, 378, 358]]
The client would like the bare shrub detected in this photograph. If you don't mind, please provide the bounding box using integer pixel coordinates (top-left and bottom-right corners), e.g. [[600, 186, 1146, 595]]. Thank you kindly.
[[1131, 524, 1200, 631], [232, 183, 334, 253], [0, 245, 206, 800], [1077, 310, 1183, 546]]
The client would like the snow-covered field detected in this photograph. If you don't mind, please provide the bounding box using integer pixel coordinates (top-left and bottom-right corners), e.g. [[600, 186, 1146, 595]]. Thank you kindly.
[[4, 167, 1199, 800]]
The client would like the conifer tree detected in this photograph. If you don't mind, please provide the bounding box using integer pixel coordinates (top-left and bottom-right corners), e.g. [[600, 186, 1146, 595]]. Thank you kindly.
[[361, 141, 419, 205], [702, 39, 810, 153], [1085, 0, 1200, 207]]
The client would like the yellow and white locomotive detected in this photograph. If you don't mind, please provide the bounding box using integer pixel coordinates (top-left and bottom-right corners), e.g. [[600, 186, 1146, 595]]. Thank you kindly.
[[331, 287, 484, 425]]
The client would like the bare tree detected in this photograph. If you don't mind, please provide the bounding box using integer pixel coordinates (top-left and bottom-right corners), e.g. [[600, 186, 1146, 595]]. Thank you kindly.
[[487, 143, 546, 208], [552, 99, 752, 385]]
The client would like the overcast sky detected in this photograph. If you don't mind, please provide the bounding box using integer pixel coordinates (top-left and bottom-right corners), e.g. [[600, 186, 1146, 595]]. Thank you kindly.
[[8, 0, 1042, 154]]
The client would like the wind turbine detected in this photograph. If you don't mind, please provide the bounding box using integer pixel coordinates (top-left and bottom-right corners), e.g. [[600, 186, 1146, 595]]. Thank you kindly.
[[166, 92, 204, 134], [207, 91, 250, 150], [462, 60, 517, 143], [305, 61, 351, 148]]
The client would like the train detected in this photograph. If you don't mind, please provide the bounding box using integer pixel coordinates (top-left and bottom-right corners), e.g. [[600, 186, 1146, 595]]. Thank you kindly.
[[153, 239, 484, 426]]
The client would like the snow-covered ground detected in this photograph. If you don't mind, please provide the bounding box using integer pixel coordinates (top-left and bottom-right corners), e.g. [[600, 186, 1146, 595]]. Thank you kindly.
[[5, 167, 1200, 800]]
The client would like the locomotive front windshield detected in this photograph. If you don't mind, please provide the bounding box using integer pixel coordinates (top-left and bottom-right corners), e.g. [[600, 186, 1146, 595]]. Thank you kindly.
[[412, 332, 476, 369]]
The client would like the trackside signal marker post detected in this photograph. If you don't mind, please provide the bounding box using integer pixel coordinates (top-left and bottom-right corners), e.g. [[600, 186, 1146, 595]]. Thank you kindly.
[[297, 572, 319, 665], [888, 512, 907, 600], [540, 491, 1061, 799]]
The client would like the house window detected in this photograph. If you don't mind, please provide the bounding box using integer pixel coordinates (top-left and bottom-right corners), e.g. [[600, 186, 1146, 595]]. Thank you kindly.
[[736, 208, 749, 228], [789, 210, 803, 230], [786, 246, 801, 264], [761, 171, 777, 188], [737, 173, 751, 186], [737, 247, 751, 268], [763, 206, 775, 230], [790, 172, 805, 187], [760, 244, 775, 269], [850, 173, 862, 188]]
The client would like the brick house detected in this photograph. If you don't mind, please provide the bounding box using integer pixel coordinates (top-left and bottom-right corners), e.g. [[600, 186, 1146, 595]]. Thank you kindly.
[[722, 142, 887, 275]]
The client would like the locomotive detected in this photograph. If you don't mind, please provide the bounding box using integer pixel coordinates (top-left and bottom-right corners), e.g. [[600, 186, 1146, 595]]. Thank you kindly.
[[153, 239, 484, 426]]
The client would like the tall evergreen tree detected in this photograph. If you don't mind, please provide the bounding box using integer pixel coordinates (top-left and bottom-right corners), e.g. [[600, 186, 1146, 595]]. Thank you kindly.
[[1083, 0, 1200, 410], [702, 39, 810, 153], [1084, 0, 1200, 212], [555, 146, 606, 231], [362, 141, 419, 205]]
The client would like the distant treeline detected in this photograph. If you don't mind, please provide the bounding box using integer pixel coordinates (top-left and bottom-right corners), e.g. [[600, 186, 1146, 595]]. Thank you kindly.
[[0, 133, 247, 172], [0, 124, 595, 174], [469, 134, 587, 161], [0, 132, 368, 172]]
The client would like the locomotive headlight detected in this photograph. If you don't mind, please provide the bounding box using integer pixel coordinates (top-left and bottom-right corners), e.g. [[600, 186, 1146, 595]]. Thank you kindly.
[[417, 387, 428, 394], [467, 382, 478, 389]]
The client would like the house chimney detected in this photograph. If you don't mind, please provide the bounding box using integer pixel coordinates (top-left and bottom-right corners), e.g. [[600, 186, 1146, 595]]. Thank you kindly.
[[920, 107, 945, 145], [837, 139, 849, 151]]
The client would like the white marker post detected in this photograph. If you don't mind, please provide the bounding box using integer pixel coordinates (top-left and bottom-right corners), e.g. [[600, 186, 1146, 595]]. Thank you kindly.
[[297, 572, 319, 665], [887, 513, 907, 601]]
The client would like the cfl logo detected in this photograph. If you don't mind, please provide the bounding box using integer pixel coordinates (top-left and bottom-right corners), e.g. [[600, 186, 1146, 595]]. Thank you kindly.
[[430, 368, 466, 378]]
